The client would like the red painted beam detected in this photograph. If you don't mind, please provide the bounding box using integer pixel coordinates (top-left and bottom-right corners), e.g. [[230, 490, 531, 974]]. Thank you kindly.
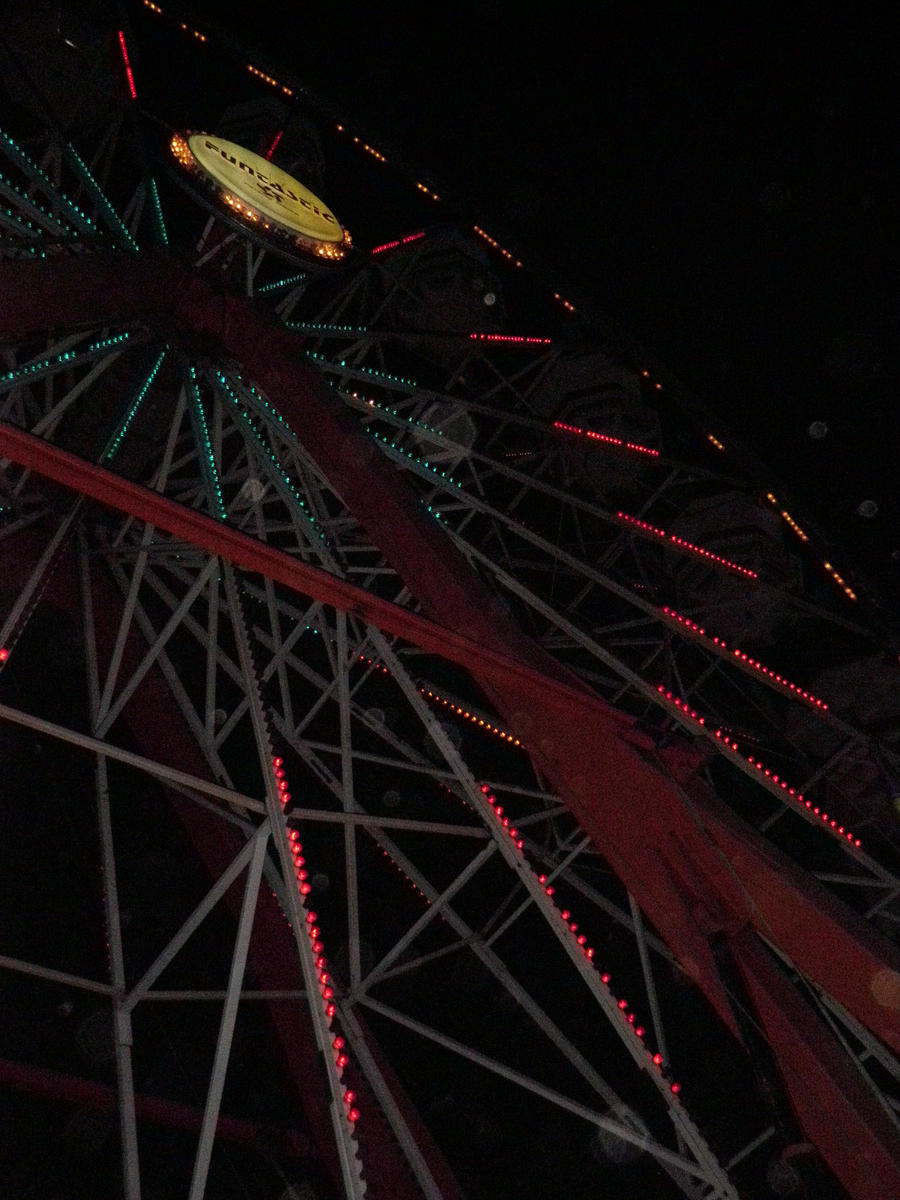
[[0, 420, 668, 753], [730, 931, 900, 1200]]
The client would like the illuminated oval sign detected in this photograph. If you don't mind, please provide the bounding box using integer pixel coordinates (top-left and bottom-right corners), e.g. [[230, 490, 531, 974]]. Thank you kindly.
[[170, 132, 350, 261]]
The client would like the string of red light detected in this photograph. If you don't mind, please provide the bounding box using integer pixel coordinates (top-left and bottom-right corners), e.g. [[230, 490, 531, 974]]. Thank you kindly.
[[272, 754, 362, 1125], [615, 512, 758, 578], [654, 688, 861, 848], [370, 231, 425, 255], [553, 419, 659, 457], [297, 666, 682, 1093], [478, 783, 682, 1096], [469, 333, 552, 345], [116, 30, 138, 100], [659, 606, 828, 709]]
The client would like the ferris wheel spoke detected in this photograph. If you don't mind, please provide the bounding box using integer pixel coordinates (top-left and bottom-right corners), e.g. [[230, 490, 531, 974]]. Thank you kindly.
[[360, 629, 735, 1166], [206, 581, 737, 1182], [0, 120, 135, 248]]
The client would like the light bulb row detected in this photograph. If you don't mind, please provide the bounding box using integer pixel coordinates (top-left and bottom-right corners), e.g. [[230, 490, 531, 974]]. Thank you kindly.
[[291, 322, 367, 335], [216, 376, 329, 543], [422, 688, 524, 746], [0, 128, 94, 230], [821, 559, 857, 602], [472, 225, 522, 267], [257, 272, 306, 295], [479, 784, 681, 1095], [264, 128, 283, 161], [148, 176, 168, 246], [188, 369, 226, 520], [222, 371, 295, 439], [370, 231, 426, 255], [272, 755, 361, 1127], [765, 494, 810, 545], [764, 494, 857, 602], [246, 63, 293, 97], [552, 292, 576, 313], [479, 784, 526, 854], [0, 197, 38, 235], [638, 369, 663, 392], [179, 21, 207, 42], [352, 392, 444, 440], [379, 845, 431, 905], [354, 654, 522, 747], [654, 687, 861, 847], [1, 331, 131, 388], [553, 420, 659, 457], [64, 137, 138, 250], [307, 350, 417, 390], [0, 165, 81, 239], [368, 430, 463, 487], [105, 347, 167, 460], [782, 512, 809, 543], [615, 512, 758, 578], [117, 29, 138, 100], [223, 193, 263, 225], [469, 333, 552, 346], [706, 433, 724, 452], [350, 135, 385, 163], [658, 606, 828, 709]]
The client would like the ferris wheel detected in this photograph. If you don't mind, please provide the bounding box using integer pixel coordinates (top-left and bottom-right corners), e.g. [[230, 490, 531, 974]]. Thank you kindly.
[[1, 5, 899, 1199]]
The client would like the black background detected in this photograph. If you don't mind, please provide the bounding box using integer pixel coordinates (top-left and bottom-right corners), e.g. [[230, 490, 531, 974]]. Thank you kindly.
[[176, 0, 900, 605]]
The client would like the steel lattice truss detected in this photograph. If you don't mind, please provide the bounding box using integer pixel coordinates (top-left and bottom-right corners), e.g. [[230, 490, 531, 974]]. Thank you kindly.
[[1, 8, 899, 1200]]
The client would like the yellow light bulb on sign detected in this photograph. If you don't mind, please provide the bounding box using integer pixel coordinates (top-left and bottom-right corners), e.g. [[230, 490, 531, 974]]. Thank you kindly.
[[171, 131, 350, 263]]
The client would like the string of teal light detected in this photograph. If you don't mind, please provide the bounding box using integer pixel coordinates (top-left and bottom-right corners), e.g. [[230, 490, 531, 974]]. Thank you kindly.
[[0, 127, 95, 236], [214, 370, 328, 545], [1, 332, 132, 389], [187, 365, 227, 521], [103, 347, 168, 460]]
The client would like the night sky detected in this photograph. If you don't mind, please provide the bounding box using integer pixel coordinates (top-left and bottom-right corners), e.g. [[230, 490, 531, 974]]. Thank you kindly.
[[178, 0, 899, 609]]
